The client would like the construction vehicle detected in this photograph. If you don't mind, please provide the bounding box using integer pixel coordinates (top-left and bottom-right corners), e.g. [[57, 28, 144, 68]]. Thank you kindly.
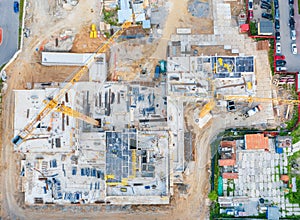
[[12, 21, 132, 146], [90, 24, 97, 39]]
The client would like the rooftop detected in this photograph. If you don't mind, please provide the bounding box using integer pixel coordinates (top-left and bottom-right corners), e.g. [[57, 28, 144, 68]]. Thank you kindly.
[[258, 21, 273, 36], [42, 52, 94, 66], [276, 136, 292, 148], [220, 141, 236, 148], [267, 206, 280, 220], [245, 134, 269, 150], [222, 172, 238, 179], [280, 175, 289, 182], [218, 159, 236, 166]]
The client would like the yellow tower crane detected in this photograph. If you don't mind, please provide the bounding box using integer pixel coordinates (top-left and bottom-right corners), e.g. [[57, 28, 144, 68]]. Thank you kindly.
[[12, 21, 132, 146], [199, 79, 215, 118]]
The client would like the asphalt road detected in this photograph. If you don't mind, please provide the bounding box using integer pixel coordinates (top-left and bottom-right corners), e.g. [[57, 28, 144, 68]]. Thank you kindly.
[[279, 0, 300, 72], [0, 0, 19, 66]]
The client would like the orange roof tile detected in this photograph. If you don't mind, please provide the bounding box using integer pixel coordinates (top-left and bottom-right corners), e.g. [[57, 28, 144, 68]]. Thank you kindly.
[[220, 141, 236, 148], [218, 159, 236, 166], [280, 175, 289, 182], [222, 173, 238, 179], [245, 134, 269, 150]]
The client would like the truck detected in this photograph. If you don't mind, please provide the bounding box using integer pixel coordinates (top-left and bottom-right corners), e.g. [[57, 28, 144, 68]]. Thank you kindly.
[[244, 104, 262, 118]]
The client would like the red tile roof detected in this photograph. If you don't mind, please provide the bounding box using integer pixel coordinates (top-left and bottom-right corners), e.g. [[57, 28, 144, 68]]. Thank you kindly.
[[280, 175, 289, 182], [220, 141, 236, 148], [218, 159, 236, 166], [245, 134, 269, 150], [222, 173, 238, 179]]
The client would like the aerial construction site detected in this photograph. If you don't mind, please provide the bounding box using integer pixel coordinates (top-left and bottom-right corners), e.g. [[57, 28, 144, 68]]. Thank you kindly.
[[1, 0, 300, 219]]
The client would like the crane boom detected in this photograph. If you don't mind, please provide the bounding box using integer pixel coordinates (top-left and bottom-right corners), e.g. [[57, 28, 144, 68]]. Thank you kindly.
[[12, 21, 132, 145], [199, 100, 215, 118], [222, 95, 300, 105], [55, 103, 99, 126]]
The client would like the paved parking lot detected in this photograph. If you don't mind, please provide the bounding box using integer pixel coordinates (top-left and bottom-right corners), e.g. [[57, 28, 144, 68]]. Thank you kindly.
[[279, 0, 300, 72], [252, 1, 271, 24]]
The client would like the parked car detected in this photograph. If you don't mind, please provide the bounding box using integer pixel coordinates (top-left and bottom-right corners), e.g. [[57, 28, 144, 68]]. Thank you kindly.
[[261, 3, 271, 10], [291, 30, 296, 40], [289, 0, 294, 5], [249, 10, 253, 20], [274, 0, 279, 8], [262, 0, 271, 4], [248, 0, 253, 10], [275, 55, 285, 60], [276, 42, 281, 54], [290, 7, 294, 17], [276, 66, 287, 71], [275, 19, 280, 30], [292, 43, 297, 54], [275, 8, 280, 19], [289, 17, 295, 29], [13, 1, 19, 13], [262, 12, 273, 20], [276, 60, 287, 67], [244, 105, 262, 118], [275, 31, 280, 40]]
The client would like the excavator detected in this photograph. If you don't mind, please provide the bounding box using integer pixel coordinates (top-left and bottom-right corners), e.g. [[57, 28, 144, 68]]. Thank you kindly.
[[12, 21, 132, 146]]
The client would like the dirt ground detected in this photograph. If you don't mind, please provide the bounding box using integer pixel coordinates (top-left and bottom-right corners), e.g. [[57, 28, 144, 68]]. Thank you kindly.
[[109, 40, 161, 81], [191, 45, 235, 56], [228, 1, 244, 17], [71, 26, 107, 53], [150, 0, 213, 60], [110, 0, 214, 81]]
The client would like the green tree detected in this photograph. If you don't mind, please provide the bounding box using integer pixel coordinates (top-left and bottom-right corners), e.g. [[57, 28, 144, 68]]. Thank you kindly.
[[208, 191, 218, 201]]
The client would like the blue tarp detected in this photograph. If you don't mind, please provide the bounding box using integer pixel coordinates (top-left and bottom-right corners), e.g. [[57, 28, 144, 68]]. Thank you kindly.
[[275, 147, 283, 154]]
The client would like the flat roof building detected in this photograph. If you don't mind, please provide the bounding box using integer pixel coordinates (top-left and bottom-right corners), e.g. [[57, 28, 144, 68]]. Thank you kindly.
[[258, 21, 273, 36], [42, 52, 94, 66]]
